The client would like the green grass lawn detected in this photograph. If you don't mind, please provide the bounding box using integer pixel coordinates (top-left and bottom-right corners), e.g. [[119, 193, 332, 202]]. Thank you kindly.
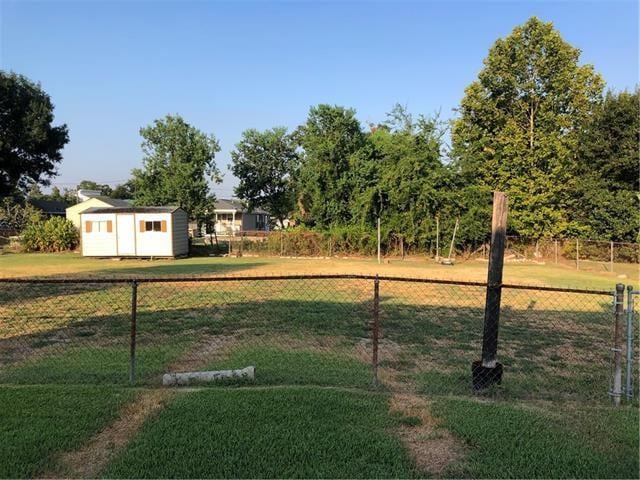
[[0, 385, 134, 478], [103, 387, 419, 479], [1, 251, 637, 290], [1, 252, 637, 478], [206, 346, 373, 388], [432, 398, 640, 479]]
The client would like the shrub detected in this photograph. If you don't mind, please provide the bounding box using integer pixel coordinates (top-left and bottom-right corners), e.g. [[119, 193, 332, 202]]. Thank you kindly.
[[22, 216, 79, 252]]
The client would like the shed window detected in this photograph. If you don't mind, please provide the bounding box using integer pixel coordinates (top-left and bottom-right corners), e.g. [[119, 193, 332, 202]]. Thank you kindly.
[[145, 221, 162, 232], [86, 220, 112, 233]]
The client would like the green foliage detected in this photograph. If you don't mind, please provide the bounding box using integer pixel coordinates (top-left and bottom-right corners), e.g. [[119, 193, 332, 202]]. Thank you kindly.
[[131, 115, 221, 224], [296, 104, 366, 227], [0, 71, 69, 197], [230, 127, 299, 226], [452, 17, 604, 239], [76, 180, 113, 196], [21, 216, 79, 252], [111, 180, 135, 199], [0, 198, 42, 231], [570, 89, 640, 241]]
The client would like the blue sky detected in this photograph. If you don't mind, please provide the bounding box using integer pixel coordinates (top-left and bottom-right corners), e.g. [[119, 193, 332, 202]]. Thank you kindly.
[[1, 0, 638, 197]]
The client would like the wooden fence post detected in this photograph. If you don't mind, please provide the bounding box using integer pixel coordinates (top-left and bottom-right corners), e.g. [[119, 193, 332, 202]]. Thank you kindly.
[[610, 241, 614, 273], [473, 191, 507, 390]]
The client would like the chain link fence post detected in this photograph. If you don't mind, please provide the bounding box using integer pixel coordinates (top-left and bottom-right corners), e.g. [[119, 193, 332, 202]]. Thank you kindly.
[[611, 283, 625, 406], [372, 275, 380, 386], [625, 285, 634, 400], [129, 280, 138, 385]]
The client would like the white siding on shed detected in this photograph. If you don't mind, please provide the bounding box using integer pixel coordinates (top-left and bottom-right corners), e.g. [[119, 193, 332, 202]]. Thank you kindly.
[[81, 213, 118, 256], [134, 213, 173, 257]]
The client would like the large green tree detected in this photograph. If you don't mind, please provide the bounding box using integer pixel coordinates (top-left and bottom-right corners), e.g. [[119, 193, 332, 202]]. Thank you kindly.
[[132, 115, 221, 224], [296, 105, 366, 227], [351, 105, 447, 247], [0, 71, 69, 197], [452, 17, 604, 239], [230, 127, 299, 227], [571, 89, 640, 241]]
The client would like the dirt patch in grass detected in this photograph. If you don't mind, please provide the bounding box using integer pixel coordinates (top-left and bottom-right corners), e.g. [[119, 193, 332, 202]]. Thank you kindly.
[[47, 389, 174, 478], [389, 393, 465, 477]]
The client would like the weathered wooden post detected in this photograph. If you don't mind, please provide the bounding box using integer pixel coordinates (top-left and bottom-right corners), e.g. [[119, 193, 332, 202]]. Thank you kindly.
[[472, 191, 507, 390], [610, 241, 614, 273], [611, 283, 625, 406], [129, 280, 138, 385], [377, 217, 381, 264]]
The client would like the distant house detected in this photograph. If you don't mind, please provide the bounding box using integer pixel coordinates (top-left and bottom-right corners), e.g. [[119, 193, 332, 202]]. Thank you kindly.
[[66, 196, 131, 228], [212, 199, 269, 236], [80, 207, 188, 258], [28, 199, 68, 218]]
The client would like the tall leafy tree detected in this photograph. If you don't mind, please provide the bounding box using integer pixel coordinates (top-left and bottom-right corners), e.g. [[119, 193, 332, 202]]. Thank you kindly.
[[451, 17, 604, 239], [111, 180, 135, 200], [0, 71, 69, 197], [296, 105, 366, 227], [352, 106, 447, 247], [132, 115, 221, 225], [571, 89, 640, 241], [230, 127, 299, 227]]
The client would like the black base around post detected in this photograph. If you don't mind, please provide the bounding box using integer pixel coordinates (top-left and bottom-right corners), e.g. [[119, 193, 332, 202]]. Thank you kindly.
[[471, 360, 503, 391]]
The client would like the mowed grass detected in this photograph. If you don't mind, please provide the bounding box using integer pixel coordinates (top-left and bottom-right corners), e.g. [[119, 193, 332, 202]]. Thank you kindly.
[[104, 387, 419, 479], [432, 398, 640, 479], [206, 346, 373, 388], [1, 251, 637, 289], [0, 344, 185, 385], [0, 385, 134, 478]]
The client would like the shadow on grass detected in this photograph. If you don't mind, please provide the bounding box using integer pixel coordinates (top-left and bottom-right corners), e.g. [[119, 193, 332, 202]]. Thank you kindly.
[[0, 287, 622, 402]]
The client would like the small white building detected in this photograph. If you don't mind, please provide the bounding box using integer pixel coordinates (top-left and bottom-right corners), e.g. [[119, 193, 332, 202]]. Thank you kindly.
[[80, 206, 188, 258]]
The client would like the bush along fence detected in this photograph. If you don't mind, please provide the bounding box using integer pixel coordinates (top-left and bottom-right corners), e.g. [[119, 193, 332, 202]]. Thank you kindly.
[[204, 230, 639, 266], [0, 275, 637, 405]]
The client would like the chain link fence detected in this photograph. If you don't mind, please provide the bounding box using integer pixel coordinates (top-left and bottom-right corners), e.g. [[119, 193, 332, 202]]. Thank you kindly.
[[194, 232, 639, 271], [1, 275, 636, 405]]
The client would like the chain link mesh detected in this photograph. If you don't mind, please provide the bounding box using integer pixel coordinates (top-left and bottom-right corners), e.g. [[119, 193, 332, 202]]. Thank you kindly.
[[1, 275, 631, 405]]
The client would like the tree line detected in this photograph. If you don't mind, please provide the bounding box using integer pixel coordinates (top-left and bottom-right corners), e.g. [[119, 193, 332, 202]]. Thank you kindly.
[[1, 17, 637, 248]]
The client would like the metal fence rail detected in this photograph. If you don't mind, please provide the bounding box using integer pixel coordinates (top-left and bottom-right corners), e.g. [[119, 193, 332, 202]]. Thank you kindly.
[[0, 274, 636, 404]]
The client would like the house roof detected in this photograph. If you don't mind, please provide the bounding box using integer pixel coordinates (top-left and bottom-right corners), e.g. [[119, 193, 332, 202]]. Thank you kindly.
[[28, 199, 68, 215], [214, 198, 268, 214], [81, 206, 183, 215]]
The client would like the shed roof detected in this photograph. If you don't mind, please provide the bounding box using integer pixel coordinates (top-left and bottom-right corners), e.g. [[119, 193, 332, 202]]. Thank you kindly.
[[81, 206, 183, 215]]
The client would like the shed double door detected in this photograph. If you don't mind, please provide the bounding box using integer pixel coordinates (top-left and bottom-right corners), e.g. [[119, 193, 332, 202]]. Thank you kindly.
[[116, 215, 136, 255]]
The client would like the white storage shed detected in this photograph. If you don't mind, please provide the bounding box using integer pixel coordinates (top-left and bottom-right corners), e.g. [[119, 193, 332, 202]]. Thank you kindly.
[[80, 207, 189, 258]]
